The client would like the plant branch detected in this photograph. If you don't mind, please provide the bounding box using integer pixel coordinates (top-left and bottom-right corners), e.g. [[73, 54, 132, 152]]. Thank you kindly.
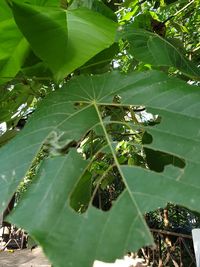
[[174, 0, 194, 17], [163, 0, 195, 24]]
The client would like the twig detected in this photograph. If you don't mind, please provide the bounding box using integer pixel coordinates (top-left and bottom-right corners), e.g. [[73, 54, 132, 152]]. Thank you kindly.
[[174, 0, 195, 17]]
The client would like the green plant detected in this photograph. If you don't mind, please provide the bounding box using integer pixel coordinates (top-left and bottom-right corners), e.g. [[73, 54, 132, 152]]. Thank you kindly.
[[0, 0, 200, 266]]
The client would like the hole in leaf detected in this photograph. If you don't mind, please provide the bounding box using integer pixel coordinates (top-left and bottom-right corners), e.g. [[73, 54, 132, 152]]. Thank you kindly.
[[142, 119, 185, 172], [144, 147, 185, 173], [70, 153, 125, 213], [92, 166, 125, 212]]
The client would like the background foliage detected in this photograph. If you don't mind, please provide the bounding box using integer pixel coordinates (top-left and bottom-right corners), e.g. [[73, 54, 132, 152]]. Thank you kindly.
[[0, 0, 200, 266]]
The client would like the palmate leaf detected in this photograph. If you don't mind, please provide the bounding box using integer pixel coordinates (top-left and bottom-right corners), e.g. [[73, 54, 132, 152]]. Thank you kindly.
[[124, 27, 200, 79], [12, 1, 117, 81], [1, 70, 200, 266], [9, 151, 152, 266]]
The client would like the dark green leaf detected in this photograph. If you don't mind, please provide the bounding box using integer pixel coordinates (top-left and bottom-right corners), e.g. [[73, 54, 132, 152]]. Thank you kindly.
[[80, 43, 119, 74], [9, 151, 152, 267], [1, 70, 200, 266]]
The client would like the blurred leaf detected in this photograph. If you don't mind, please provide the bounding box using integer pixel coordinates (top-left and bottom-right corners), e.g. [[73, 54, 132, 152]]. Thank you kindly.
[[100, 175, 114, 189], [0, 130, 18, 147], [165, 0, 178, 4], [127, 13, 152, 30], [69, 0, 117, 21], [124, 27, 200, 79], [0, 83, 34, 123], [0, 1, 12, 21], [12, 0, 60, 6], [21, 62, 52, 78], [0, 18, 29, 84], [80, 43, 119, 74]]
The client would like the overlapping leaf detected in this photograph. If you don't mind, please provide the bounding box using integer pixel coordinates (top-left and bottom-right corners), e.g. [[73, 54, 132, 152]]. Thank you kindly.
[[0, 18, 29, 84], [124, 27, 200, 79], [12, 1, 117, 81], [12, 1, 69, 79], [1, 70, 200, 266]]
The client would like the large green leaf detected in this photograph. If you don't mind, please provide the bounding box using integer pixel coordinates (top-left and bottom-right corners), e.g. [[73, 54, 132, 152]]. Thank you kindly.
[[26, 0, 59, 6], [12, 1, 68, 80], [11, 0, 60, 6], [9, 151, 152, 266], [12, 1, 117, 81], [124, 27, 200, 79], [1, 70, 200, 266], [0, 1, 12, 21], [0, 18, 29, 84], [61, 8, 117, 79], [0, 0, 59, 84]]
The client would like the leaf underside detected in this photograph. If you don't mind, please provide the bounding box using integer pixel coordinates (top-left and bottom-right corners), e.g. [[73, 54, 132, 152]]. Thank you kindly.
[[0, 70, 200, 266]]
